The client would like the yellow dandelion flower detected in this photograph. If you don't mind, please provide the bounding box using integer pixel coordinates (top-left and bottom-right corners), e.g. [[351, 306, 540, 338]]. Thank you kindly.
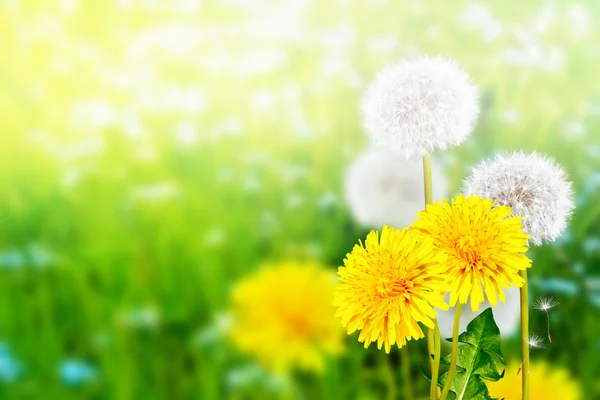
[[412, 194, 531, 311], [487, 361, 582, 400], [229, 262, 344, 374], [334, 226, 449, 353]]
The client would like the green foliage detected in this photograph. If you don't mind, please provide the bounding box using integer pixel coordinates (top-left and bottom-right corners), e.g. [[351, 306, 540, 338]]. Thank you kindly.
[[0, 0, 598, 398], [438, 308, 505, 400]]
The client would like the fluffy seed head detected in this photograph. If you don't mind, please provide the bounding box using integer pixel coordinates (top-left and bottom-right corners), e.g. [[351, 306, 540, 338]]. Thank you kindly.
[[344, 147, 447, 229], [463, 151, 575, 246], [533, 296, 560, 311], [361, 55, 479, 159]]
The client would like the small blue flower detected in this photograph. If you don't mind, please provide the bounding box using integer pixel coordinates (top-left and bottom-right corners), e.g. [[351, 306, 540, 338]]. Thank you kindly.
[[59, 359, 97, 386], [0, 343, 22, 382], [589, 293, 600, 308], [583, 173, 600, 193], [0, 250, 25, 270], [583, 237, 600, 255], [533, 278, 579, 296]]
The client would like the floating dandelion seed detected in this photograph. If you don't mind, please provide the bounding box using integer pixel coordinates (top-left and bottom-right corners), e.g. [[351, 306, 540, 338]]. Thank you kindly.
[[517, 332, 546, 375], [533, 296, 560, 311], [526, 332, 547, 349], [361, 55, 479, 159], [464, 151, 575, 246], [533, 296, 560, 343]]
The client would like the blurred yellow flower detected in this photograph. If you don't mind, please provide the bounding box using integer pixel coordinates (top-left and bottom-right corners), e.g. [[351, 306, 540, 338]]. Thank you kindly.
[[230, 262, 344, 373], [334, 226, 449, 353], [412, 195, 531, 311], [487, 361, 582, 400]]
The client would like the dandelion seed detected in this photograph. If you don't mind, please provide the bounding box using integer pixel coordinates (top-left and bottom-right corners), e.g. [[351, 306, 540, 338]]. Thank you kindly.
[[533, 296, 560, 343], [527, 332, 547, 349], [361, 55, 479, 159], [517, 332, 546, 375], [533, 296, 560, 311]]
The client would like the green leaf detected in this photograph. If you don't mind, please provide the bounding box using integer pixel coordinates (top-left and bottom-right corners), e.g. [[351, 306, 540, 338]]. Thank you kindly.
[[437, 308, 506, 400]]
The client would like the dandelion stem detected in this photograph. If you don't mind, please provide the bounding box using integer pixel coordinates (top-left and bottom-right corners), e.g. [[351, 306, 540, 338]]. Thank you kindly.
[[440, 303, 463, 400], [401, 346, 414, 400], [423, 153, 439, 399], [430, 322, 441, 400], [427, 326, 435, 372], [520, 269, 530, 400], [423, 153, 433, 205], [381, 352, 397, 400]]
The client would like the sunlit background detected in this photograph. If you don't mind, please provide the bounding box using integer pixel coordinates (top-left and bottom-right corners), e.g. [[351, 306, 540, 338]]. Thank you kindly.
[[1, 0, 599, 398]]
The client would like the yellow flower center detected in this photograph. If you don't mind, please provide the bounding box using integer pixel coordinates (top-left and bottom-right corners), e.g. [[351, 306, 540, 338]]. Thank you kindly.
[[455, 235, 483, 269], [284, 313, 310, 336], [376, 277, 412, 299]]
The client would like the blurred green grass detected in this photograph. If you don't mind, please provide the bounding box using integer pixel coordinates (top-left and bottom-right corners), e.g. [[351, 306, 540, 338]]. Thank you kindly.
[[0, 0, 599, 398]]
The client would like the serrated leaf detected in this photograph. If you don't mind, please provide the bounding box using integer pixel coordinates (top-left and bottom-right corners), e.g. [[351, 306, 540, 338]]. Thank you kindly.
[[437, 308, 506, 400]]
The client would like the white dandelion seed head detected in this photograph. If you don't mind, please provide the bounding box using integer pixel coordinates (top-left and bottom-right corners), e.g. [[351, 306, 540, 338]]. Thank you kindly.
[[533, 296, 560, 311], [437, 286, 521, 339], [526, 332, 546, 349], [463, 151, 575, 246], [361, 55, 479, 159], [344, 147, 447, 229]]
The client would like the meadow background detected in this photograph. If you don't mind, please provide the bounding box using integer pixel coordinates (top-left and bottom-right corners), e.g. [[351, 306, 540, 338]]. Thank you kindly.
[[1, 0, 599, 398]]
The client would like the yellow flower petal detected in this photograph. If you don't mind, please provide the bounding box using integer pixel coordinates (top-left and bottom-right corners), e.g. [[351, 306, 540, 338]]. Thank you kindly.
[[334, 226, 449, 352], [488, 361, 582, 400], [230, 262, 344, 373], [412, 195, 532, 311]]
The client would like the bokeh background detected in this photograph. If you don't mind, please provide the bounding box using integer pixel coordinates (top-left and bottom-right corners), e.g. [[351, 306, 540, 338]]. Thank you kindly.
[[1, 0, 599, 398]]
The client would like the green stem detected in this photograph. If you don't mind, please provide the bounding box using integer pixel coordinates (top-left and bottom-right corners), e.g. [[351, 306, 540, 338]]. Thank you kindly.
[[423, 153, 440, 400], [520, 270, 530, 400], [423, 153, 433, 205], [381, 352, 397, 400], [402, 346, 414, 400], [430, 322, 441, 400], [439, 303, 463, 400], [427, 327, 435, 377]]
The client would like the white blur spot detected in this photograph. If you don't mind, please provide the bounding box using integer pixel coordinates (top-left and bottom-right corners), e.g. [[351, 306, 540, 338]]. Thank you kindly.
[[131, 183, 179, 201]]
